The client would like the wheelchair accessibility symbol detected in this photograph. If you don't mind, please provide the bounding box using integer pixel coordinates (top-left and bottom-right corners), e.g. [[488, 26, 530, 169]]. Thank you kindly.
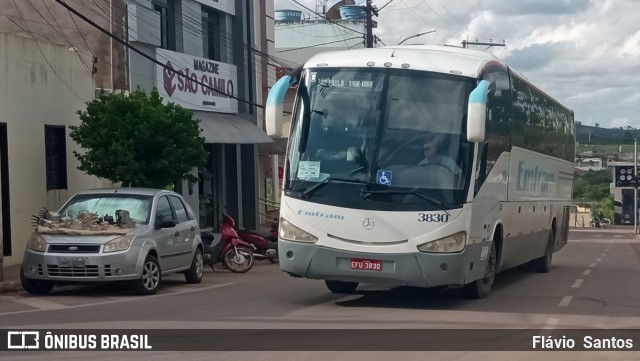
[[376, 170, 392, 185]]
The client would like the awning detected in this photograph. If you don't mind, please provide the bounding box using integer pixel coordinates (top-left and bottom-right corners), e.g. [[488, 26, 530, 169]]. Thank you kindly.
[[194, 111, 273, 144], [258, 137, 289, 155]]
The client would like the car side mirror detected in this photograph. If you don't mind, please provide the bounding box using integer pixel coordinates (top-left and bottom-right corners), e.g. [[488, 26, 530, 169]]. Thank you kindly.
[[156, 218, 176, 229]]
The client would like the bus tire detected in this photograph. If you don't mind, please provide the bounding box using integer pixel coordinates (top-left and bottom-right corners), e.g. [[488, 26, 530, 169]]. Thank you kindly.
[[531, 232, 553, 273], [463, 241, 497, 299], [325, 280, 358, 294]]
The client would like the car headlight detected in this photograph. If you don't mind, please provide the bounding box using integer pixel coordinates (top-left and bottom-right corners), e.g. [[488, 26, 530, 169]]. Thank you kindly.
[[417, 232, 466, 253], [103, 235, 134, 253], [279, 218, 318, 243], [27, 234, 47, 252]]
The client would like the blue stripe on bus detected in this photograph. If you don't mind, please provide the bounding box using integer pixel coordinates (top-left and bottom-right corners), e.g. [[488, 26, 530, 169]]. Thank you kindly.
[[469, 80, 490, 104]]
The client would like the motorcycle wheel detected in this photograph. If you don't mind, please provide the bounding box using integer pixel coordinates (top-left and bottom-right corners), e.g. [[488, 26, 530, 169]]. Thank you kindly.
[[223, 246, 254, 273]]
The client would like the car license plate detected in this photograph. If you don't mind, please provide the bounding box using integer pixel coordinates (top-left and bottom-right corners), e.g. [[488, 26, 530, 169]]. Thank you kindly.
[[350, 258, 382, 271], [58, 258, 86, 267]]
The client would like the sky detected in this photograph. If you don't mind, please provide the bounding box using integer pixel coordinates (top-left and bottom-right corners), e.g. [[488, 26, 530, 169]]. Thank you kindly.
[[273, 0, 640, 129]]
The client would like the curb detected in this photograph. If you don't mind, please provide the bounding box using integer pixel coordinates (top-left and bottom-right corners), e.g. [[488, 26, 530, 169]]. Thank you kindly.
[[0, 281, 22, 294]]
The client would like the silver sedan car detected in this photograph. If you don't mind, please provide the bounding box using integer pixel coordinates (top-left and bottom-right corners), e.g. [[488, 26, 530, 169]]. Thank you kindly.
[[21, 188, 204, 295]]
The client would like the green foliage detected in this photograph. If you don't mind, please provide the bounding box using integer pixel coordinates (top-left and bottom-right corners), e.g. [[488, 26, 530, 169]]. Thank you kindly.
[[591, 196, 614, 220], [573, 169, 613, 217], [572, 169, 611, 203], [70, 88, 207, 188]]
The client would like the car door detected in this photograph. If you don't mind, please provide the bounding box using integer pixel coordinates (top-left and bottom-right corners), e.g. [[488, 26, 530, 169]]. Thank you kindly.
[[168, 195, 197, 268], [153, 195, 181, 271]]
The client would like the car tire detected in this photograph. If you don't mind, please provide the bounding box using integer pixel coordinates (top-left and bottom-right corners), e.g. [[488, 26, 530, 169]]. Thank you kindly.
[[20, 271, 53, 295], [325, 280, 358, 294], [132, 255, 161, 295], [531, 232, 554, 273], [184, 248, 204, 284], [463, 241, 497, 299]]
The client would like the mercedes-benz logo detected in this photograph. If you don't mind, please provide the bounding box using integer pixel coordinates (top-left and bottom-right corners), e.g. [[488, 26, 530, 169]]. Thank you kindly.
[[363, 218, 374, 230]]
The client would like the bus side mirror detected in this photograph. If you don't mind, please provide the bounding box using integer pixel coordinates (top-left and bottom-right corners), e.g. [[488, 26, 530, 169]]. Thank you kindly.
[[467, 80, 490, 143], [265, 69, 301, 137]]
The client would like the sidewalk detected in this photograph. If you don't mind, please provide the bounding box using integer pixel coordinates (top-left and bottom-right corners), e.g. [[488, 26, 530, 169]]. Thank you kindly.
[[0, 263, 22, 293]]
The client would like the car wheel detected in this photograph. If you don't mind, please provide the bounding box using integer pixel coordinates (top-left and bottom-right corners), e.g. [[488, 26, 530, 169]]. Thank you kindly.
[[531, 231, 554, 273], [463, 241, 497, 299], [325, 280, 358, 294], [20, 271, 53, 295], [132, 255, 161, 295], [184, 248, 204, 284]]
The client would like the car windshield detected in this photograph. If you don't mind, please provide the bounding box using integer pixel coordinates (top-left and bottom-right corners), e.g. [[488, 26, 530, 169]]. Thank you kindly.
[[285, 67, 475, 211], [59, 193, 153, 225]]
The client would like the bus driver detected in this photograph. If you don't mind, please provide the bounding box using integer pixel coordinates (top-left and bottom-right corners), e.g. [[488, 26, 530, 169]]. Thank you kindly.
[[418, 133, 461, 174]]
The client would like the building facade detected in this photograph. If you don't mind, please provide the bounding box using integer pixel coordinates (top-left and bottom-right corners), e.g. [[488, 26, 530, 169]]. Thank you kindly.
[[127, 0, 273, 231], [0, 0, 275, 277]]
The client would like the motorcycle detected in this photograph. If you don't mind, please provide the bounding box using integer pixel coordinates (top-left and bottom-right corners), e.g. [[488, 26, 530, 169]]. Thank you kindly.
[[202, 214, 255, 273], [237, 218, 279, 263]]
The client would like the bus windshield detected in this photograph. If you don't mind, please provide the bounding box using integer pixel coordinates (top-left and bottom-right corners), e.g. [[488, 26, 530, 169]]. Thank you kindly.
[[286, 67, 476, 211]]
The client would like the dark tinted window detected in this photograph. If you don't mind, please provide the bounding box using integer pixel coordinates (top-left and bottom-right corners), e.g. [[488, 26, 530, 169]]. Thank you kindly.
[[155, 196, 174, 224], [44, 125, 68, 190], [169, 196, 188, 223]]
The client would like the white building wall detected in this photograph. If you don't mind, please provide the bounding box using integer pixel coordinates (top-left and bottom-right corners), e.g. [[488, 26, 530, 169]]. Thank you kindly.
[[0, 33, 104, 267]]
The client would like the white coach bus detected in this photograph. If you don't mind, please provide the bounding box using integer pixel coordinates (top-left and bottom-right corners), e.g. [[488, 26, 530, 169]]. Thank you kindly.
[[266, 45, 574, 298]]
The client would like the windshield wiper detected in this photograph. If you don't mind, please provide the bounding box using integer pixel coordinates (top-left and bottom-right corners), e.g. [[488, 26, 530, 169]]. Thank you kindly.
[[302, 177, 367, 198], [360, 189, 451, 216]]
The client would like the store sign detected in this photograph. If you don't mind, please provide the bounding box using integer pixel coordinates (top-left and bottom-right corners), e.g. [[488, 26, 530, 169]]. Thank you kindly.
[[156, 49, 238, 113], [192, 0, 235, 15]]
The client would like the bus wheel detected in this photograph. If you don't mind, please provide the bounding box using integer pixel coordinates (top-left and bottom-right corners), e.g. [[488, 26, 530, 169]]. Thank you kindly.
[[325, 280, 358, 294], [463, 241, 497, 299], [531, 232, 553, 273]]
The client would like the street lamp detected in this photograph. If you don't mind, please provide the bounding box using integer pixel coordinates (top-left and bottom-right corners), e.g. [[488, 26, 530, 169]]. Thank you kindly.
[[397, 30, 437, 45]]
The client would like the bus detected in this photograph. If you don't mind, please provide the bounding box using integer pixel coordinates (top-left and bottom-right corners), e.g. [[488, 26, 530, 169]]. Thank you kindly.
[[265, 45, 575, 298]]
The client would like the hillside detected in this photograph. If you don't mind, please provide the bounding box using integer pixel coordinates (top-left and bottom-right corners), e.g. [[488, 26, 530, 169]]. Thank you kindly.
[[576, 123, 640, 144]]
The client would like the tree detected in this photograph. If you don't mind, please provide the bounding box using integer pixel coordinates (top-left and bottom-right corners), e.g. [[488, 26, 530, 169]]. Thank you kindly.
[[70, 88, 207, 188]]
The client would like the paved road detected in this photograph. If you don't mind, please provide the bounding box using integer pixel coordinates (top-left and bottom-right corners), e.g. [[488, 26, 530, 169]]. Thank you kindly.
[[1, 227, 639, 360]]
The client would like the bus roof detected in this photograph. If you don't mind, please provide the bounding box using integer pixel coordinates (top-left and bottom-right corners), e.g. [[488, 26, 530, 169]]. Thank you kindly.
[[304, 45, 503, 78]]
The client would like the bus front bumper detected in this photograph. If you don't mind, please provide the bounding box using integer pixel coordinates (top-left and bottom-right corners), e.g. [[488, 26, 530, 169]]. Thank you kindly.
[[278, 240, 471, 287]]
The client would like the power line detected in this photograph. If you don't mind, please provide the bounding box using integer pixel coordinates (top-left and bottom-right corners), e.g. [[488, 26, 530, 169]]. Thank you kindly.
[[53, 0, 264, 109], [276, 36, 362, 53], [288, 0, 366, 36]]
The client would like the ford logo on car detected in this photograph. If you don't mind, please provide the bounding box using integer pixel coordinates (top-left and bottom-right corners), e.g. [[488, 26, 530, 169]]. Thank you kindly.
[[68, 246, 78, 251]]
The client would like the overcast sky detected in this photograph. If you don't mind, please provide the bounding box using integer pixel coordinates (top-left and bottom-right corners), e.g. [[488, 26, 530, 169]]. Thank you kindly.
[[274, 0, 640, 129]]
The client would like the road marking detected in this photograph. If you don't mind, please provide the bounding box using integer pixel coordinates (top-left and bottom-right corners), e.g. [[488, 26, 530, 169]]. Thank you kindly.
[[614, 235, 623, 238], [13, 298, 66, 310], [559, 296, 573, 307], [571, 279, 584, 288], [0, 282, 234, 316], [542, 318, 559, 330], [589, 263, 597, 268], [582, 270, 591, 276], [596, 258, 602, 262], [601, 253, 606, 257]]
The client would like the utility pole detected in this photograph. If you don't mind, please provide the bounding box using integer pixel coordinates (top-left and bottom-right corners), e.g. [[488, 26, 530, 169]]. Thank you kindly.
[[364, 0, 378, 48], [462, 39, 506, 49]]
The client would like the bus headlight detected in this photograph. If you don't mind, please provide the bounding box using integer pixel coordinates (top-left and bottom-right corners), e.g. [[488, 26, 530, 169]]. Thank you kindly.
[[280, 218, 318, 243], [417, 232, 466, 253], [103, 235, 134, 253], [27, 234, 47, 252]]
